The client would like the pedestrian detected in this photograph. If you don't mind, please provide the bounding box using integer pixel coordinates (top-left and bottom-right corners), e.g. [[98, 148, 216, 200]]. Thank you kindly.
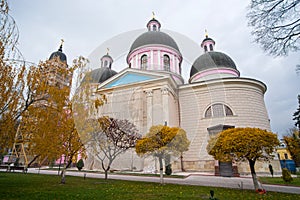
[[269, 164, 273, 177]]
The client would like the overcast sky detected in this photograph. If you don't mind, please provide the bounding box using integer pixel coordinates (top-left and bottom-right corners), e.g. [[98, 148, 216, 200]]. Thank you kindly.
[[9, 0, 300, 137]]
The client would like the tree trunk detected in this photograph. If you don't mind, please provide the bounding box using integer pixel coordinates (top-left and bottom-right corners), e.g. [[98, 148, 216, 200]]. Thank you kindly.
[[61, 168, 66, 184], [180, 153, 185, 172], [58, 158, 62, 176], [158, 156, 164, 184], [249, 159, 259, 190], [104, 170, 108, 180], [65, 159, 72, 169], [27, 155, 40, 168], [60, 156, 68, 184], [102, 162, 110, 180]]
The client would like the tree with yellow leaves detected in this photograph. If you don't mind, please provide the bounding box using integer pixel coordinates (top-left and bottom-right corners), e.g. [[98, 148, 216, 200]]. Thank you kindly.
[[207, 127, 279, 190], [20, 57, 87, 184], [284, 128, 300, 169], [0, 0, 25, 153], [0, 0, 51, 155], [136, 125, 190, 184]]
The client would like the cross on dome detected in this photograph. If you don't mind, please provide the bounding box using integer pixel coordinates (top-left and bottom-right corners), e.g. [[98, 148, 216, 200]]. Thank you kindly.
[[147, 12, 161, 31], [201, 30, 215, 52]]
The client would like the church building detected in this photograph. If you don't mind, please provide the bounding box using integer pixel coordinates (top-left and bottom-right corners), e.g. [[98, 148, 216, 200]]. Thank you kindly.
[[82, 17, 279, 175]]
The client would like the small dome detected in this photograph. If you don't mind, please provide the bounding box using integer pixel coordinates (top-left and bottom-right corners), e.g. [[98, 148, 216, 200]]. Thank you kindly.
[[190, 51, 237, 77], [146, 18, 161, 30], [202, 36, 215, 44], [84, 67, 117, 84], [101, 54, 113, 61], [49, 44, 67, 63], [128, 31, 180, 54]]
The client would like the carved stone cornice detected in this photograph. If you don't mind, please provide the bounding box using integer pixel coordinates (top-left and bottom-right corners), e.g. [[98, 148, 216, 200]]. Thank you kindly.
[[145, 89, 153, 97], [161, 87, 169, 95]]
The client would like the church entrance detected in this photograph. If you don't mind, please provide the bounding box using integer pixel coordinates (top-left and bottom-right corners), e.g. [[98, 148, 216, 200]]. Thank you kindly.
[[219, 161, 233, 177]]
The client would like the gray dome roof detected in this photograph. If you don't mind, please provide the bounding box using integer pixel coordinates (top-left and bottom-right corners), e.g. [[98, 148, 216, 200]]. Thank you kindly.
[[101, 54, 113, 61], [190, 51, 237, 77], [49, 45, 67, 63], [129, 31, 180, 54], [84, 67, 117, 84]]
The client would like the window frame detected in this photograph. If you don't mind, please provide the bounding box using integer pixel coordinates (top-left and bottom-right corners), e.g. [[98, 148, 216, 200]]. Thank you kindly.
[[163, 54, 170, 71], [141, 54, 148, 70], [205, 103, 233, 118]]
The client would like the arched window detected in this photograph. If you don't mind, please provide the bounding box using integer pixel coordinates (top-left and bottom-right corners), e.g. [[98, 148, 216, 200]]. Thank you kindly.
[[209, 44, 213, 51], [204, 45, 208, 52], [205, 106, 212, 118], [141, 55, 147, 70], [153, 25, 157, 31], [163, 55, 170, 71], [205, 103, 233, 118], [224, 105, 233, 116], [104, 60, 108, 67]]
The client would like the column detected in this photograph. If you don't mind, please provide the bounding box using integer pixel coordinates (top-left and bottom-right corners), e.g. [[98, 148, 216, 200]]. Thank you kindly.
[[161, 87, 169, 125], [145, 89, 153, 131], [157, 50, 161, 70], [150, 50, 153, 70], [135, 54, 139, 69], [172, 54, 175, 73]]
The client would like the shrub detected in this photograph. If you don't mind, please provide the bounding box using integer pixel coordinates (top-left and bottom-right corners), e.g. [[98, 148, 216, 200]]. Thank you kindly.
[[282, 168, 293, 182], [76, 159, 84, 171]]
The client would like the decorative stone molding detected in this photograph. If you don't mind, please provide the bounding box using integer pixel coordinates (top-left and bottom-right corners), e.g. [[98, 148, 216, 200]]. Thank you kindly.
[[161, 87, 169, 95], [145, 90, 153, 97]]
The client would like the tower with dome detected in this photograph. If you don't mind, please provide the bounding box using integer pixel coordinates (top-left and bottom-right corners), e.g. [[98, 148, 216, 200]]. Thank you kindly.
[[82, 16, 280, 176]]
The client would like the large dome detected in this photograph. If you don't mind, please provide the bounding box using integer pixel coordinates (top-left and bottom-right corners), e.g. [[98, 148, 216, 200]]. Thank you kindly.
[[190, 51, 237, 77], [84, 67, 117, 84], [128, 31, 180, 54]]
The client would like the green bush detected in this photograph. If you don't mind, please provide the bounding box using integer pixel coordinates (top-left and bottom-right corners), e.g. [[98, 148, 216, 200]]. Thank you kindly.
[[282, 168, 293, 182], [76, 159, 84, 171]]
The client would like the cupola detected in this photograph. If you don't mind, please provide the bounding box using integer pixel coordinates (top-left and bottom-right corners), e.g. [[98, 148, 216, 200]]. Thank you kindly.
[[126, 14, 183, 85], [49, 39, 67, 63], [189, 34, 240, 83], [83, 50, 117, 84]]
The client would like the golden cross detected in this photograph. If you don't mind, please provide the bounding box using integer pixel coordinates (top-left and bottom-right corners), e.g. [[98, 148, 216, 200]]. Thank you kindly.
[[60, 39, 64, 46]]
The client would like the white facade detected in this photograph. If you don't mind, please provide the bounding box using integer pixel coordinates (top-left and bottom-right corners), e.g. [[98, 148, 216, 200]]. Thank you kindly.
[[83, 17, 280, 175]]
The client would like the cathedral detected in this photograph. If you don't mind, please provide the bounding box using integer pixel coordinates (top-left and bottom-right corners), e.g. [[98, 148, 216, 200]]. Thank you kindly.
[[77, 17, 279, 175]]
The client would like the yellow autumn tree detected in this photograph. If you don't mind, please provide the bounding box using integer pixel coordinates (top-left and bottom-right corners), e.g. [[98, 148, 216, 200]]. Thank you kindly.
[[0, 56, 23, 153], [20, 57, 88, 184], [136, 125, 190, 184], [0, 0, 24, 153], [284, 128, 300, 168], [0, 0, 48, 155], [207, 127, 279, 190]]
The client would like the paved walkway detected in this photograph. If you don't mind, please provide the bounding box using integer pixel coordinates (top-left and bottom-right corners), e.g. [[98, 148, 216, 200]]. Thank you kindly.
[[24, 168, 300, 194]]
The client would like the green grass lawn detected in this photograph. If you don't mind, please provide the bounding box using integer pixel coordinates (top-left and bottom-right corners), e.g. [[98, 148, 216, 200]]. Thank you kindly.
[[0, 172, 299, 200], [259, 176, 300, 187]]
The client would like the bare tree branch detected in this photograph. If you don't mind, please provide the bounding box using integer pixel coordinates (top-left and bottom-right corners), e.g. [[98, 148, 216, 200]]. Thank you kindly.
[[247, 0, 300, 56]]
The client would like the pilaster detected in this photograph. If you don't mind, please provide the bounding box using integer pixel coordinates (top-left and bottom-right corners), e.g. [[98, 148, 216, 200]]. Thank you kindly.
[[145, 89, 153, 130], [161, 87, 169, 125]]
